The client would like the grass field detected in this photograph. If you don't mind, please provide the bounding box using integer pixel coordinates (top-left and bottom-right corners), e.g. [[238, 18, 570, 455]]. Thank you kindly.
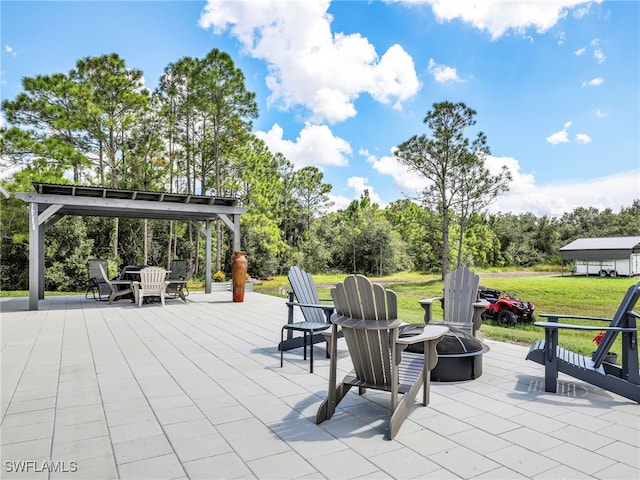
[[4, 271, 637, 359], [254, 271, 639, 359]]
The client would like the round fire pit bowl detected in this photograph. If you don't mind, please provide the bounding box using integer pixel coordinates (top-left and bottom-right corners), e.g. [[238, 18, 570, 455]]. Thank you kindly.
[[400, 325, 489, 382]]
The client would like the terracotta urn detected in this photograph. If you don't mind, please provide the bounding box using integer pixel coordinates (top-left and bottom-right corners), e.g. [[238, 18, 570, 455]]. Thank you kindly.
[[231, 251, 248, 302]]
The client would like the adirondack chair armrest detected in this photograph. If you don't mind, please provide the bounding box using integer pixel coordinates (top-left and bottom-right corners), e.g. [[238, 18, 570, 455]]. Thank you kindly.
[[286, 300, 333, 310], [538, 313, 612, 323], [286, 300, 334, 318], [396, 325, 448, 345], [418, 297, 443, 324], [418, 296, 443, 305], [533, 322, 636, 333]]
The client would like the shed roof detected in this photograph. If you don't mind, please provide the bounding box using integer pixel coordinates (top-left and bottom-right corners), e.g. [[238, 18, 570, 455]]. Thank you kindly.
[[560, 236, 640, 260]]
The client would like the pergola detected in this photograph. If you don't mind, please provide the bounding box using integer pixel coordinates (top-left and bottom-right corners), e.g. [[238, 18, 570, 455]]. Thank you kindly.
[[15, 182, 247, 310]]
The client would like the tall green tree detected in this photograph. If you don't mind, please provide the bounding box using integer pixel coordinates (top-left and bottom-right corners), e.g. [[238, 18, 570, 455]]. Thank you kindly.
[[292, 166, 333, 235], [453, 147, 511, 268], [394, 101, 506, 277], [1, 73, 91, 182], [385, 198, 439, 272]]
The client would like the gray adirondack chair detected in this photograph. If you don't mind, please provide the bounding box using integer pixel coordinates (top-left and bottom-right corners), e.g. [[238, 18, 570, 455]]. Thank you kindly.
[[280, 266, 334, 373], [419, 266, 487, 336], [526, 281, 640, 403], [98, 264, 134, 304], [316, 274, 448, 440]]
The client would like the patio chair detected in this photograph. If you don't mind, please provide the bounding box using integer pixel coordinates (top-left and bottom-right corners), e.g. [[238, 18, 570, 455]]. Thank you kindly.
[[166, 259, 192, 302], [132, 266, 169, 307], [419, 266, 487, 336], [85, 258, 110, 301], [97, 264, 135, 304], [316, 274, 448, 440], [280, 266, 335, 373], [526, 281, 640, 403]]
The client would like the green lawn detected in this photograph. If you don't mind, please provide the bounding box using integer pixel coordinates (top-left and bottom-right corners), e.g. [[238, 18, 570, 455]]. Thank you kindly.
[[254, 272, 639, 359], [4, 271, 637, 359]]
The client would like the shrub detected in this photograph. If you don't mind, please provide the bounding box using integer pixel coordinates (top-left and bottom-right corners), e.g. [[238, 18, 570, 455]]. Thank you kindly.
[[213, 270, 226, 282]]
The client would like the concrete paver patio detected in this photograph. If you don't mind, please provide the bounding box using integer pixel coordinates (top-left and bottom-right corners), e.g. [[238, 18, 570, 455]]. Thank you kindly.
[[1, 291, 638, 479]]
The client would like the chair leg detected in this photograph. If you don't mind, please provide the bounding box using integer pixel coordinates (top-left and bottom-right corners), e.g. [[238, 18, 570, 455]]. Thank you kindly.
[[280, 327, 286, 368], [303, 332, 307, 361], [309, 330, 314, 374]]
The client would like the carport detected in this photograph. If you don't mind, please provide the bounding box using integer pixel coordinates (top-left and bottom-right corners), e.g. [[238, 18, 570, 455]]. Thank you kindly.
[[560, 236, 640, 277], [14, 182, 247, 310]]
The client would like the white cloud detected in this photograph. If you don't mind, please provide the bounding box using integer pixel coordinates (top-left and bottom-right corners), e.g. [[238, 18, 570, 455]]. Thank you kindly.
[[327, 193, 352, 212], [582, 77, 604, 87], [546, 121, 572, 144], [487, 159, 640, 217], [575, 133, 592, 144], [576, 38, 606, 63], [427, 58, 463, 84], [255, 123, 351, 169], [366, 150, 637, 218], [4, 45, 16, 56], [397, 0, 601, 40], [593, 48, 606, 63], [362, 148, 428, 193], [485, 156, 638, 217], [199, 0, 420, 123], [594, 109, 607, 119], [326, 172, 385, 212], [346, 176, 384, 206]]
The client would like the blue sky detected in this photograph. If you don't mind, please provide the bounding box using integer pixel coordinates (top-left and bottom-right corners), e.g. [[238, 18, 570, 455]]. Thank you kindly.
[[1, 0, 638, 217]]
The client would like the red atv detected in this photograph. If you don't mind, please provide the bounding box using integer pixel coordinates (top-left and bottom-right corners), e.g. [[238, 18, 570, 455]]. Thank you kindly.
[[479, 286, 536, 326]]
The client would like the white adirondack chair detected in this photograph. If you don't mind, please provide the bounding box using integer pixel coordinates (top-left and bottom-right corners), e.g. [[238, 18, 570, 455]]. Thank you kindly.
[[133, 266, 169, 307]]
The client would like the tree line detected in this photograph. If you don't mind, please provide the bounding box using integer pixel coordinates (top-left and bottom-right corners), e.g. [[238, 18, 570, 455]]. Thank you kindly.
[[1, 50, 638, 291]]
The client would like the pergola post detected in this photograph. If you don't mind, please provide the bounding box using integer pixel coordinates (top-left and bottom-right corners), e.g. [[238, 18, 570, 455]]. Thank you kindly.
[[233, 214, 241, 252], [205, 220, 212, 294], [28, 202, 39, 310]]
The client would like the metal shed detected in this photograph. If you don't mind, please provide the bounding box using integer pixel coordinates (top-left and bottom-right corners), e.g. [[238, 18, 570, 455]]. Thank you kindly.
[[560, 236, 640, 277], [14, 182, 247, 310]]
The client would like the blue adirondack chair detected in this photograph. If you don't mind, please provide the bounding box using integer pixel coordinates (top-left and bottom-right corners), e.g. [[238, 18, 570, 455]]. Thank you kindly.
[[526, 282, 640, 402], [279, 266, 335, 373]]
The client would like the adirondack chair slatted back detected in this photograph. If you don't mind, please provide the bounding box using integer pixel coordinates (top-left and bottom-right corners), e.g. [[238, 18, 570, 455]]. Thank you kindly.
[[288, 266, 326, 323], [442, 266, 480, 326], [332, 275, 402, 388], [139, 267, 168, 293], [592, 282, 640, 367]]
